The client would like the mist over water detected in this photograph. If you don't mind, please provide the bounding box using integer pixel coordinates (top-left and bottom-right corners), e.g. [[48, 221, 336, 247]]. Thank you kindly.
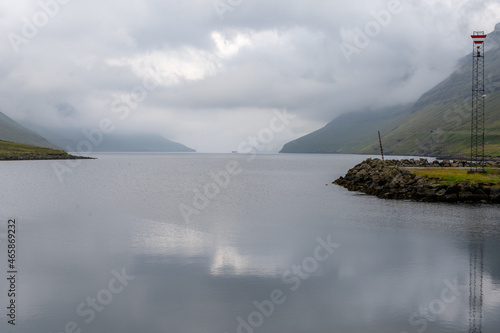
[[0, 153, 499, 333]]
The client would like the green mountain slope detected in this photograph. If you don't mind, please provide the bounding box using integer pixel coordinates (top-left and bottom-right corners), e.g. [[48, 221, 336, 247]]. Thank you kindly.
[[0, 140, 80, 160], [281, 105, 410, 153], [281, 23, 500, 158], [0, 111, 58, 148], [359, 91, 500, 158]]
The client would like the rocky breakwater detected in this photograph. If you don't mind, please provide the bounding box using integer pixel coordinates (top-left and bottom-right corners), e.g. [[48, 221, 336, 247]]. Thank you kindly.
[[334, 158, 500, 203]]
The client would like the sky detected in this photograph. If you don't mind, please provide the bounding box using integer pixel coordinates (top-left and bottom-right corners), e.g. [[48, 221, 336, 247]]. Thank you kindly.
[[1, 0, 500, 152]]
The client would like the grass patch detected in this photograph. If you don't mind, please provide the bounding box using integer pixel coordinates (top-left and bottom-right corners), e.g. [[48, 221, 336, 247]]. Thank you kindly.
[[484, 143, 500, 157], [0, 140, 72, 159], [409, 168, 500, 185]]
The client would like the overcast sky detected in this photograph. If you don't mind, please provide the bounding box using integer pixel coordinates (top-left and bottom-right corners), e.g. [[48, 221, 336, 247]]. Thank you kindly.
[[1, 0, 500, 152]]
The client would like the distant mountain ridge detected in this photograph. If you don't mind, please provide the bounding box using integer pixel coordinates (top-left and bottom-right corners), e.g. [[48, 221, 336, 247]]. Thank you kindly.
[[0, 111, 195, 153], [281, 23, 500, 158], [21, 124, 196, 153]]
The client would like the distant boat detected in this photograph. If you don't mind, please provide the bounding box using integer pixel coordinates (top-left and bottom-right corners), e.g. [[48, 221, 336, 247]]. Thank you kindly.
[[231, 151, 238, 154]]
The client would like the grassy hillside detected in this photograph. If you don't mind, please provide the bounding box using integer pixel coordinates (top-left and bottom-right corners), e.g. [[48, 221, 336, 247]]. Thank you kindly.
[[280, 105, 410, 153], [0, 140, 78, 160], [0, 111, 58, 149], [281, 23, 500, 158], [359, 90, 500, 158], [282, 95, 500, 157]]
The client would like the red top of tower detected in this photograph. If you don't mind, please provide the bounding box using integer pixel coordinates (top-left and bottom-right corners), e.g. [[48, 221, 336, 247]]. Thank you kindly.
[[471, 32, 487, 45]]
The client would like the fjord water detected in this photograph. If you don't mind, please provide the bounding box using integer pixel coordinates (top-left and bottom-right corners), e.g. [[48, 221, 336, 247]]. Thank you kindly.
[[1, 153, 499, 333]]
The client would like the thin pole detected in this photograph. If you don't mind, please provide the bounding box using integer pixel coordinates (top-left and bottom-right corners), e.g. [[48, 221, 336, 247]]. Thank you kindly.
[[378, 131, 384, 161]]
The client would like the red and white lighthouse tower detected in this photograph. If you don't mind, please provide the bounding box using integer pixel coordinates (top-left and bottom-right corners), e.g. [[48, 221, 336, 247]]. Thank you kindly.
[[470, 31, 487, 172]]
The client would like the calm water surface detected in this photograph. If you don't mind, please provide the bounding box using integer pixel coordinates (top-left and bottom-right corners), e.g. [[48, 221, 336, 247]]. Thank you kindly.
[[0, 153, 499, 333]]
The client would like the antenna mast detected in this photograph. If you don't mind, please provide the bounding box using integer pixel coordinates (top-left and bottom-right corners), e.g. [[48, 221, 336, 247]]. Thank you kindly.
[[470, 31, 487, 173]]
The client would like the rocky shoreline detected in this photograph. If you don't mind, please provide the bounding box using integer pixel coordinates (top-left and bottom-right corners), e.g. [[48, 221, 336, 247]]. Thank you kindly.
[[334, 158, 500, 203]]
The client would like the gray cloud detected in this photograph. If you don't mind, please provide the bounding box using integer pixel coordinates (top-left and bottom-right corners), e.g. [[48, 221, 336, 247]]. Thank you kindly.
[[55, 101, 77, 118], [1, 0, 499, 152]]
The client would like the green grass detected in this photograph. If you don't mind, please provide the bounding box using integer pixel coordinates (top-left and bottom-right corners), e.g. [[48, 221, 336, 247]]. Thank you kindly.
[[409, 168, 500, 185], [0, 140, 73, 159], [485, 143, 500, 157]]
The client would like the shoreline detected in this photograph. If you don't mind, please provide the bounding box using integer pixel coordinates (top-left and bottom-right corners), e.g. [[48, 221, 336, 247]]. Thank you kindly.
[[279, 151, 500, 162], [0, 140, 95, 161], [334, 158, 500, 203], [0, 154, 94, 161]]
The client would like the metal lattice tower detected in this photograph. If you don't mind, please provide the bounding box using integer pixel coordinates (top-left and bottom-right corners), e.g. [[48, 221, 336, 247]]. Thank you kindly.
[[470, 32, 487, 173], [469, 239, 484, 333]]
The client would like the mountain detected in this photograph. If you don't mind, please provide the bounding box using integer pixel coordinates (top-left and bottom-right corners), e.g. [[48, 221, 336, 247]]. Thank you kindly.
[[281, 23, 500, 158], [0, 111, 58, 148], [23, 125, 196, 153], [280, 105, 411, 154], [1, 110, 195, 153]]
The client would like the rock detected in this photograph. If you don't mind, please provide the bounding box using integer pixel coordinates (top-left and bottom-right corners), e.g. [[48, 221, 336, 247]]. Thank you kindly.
[[444, 193, 457, 201], [474, 189, 488, 201], [458, 191, 475, 201], [332, 158, 499, 204], [490, 185, 500, 202], [436, 189, 447, 197]]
